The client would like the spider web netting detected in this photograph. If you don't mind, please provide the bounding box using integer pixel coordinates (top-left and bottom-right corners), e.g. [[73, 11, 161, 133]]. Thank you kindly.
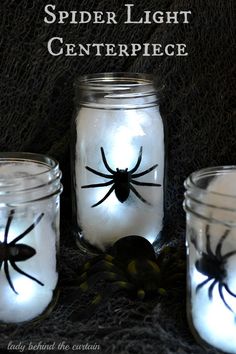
[[0, 0, 235, 353]]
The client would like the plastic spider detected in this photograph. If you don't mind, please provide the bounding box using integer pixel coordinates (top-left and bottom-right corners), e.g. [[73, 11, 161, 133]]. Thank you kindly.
[[190, 225, 236, 313], [0, 209, 44, 295], [70, 236, 185, 315], [81, 146, 161, 207]]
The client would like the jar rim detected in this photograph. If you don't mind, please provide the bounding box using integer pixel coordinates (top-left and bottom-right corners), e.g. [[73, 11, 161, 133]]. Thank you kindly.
[[74, 72, 160, 108], [184, 166, 236, 225], [0, 152, 59, 182], [185, 165, 236, 199], [75, 72, 154, 91], [0, 152, 62, 202]]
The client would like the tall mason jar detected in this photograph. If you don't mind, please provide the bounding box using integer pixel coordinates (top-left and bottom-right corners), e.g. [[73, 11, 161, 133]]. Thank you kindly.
[[184, 166, 236, 354], [0, 153, 62, 324], [71, 72, 165, 253]]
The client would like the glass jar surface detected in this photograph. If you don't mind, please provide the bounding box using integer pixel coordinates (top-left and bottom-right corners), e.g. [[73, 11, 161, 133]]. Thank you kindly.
[[0, 153, 62, 324], [71, 72, 165, 253], [184, 166, 236, 353]]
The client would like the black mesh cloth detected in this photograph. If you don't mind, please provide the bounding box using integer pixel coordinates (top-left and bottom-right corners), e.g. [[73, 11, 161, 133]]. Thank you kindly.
[[0, 0, 235, 353]]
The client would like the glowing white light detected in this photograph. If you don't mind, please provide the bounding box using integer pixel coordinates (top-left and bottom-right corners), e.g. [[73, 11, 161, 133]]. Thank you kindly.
[[95, 187, 120, 213], [76, 104, 164, 251], [110, 141, 135, 169], [0, 213, 58, 323], [106, 110, 146, 169], [191, 278, 236, 353], [145, 231, 158, 244], [0, 220, 35, 247], [0, 225, 18, 243], [191, 267, 208, 288], [13, 277, 36, 303], [190, 251, 236, 353]]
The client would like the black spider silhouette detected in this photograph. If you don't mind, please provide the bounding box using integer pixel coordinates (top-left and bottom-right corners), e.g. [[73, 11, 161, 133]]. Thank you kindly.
[[190, 225, 236, 313], [0, 209, 44, 295], [81, 146, 161, 207]]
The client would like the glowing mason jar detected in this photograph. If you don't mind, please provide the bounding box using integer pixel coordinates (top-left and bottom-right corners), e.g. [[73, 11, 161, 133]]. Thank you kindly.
[[184, 166, 236, 353], [0, 153, 62, 324], [71, 73, 165, 253]]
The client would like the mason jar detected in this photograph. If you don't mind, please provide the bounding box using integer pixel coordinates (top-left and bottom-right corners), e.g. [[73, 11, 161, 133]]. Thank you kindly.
[[71, 72, 165, 253], [184, 166, 236, 354], [0, 153, 62, 324]]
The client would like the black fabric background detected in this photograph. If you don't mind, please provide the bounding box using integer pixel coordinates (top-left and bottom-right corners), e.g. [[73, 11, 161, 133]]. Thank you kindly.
[[0, 0, 235, 353]]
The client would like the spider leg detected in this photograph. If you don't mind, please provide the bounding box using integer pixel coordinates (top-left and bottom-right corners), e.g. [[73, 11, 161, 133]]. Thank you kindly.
[[85, 166, 112, 179], [196, 277, 212, 293], [131, 179, 161, 187], [132, 164, 158, 178], [79, 255, 115, 274], [61, 255, 124, 288], [219, 283, 235, 313], [70, 280, 135, 322], [129, 147, 143, 174], [4, 261, 18, 294], [110, 280, 135, 292], [208, 279, 217, 300], [10, 213, 44, 245], [100, 147, 116, 174], [91, 185, 115, 208], [222, 250, 236, 260], [216, 229, 230, 258], [10, 260, 44, 287], [78, 257, 126, 283], [81, 180, 113, 189], [4, 209, 15, 243], [223, 283, 236, 298], [205, 225, 214, 257], [78, 271, 125, 292], [130, 185, 151, 205]]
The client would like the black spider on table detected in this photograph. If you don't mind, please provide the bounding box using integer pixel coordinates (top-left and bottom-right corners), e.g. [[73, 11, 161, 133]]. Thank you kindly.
[[81, 146, 161, 207], [190, 225, 236, 313], [68, 236, 185, 320], [0, 209, 44, 294]]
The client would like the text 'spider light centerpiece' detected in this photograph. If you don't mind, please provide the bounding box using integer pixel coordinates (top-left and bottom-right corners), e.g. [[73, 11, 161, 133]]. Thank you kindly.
[[72, 73, 165, 252], [184, 166, 236, 354], [0, 153, 62, 324]]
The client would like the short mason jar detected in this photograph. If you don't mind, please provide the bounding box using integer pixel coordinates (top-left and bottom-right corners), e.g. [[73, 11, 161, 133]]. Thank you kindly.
[[0, 153, 63, 324], [71, 72, 166, 253], [184, 166, 236, 354]]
